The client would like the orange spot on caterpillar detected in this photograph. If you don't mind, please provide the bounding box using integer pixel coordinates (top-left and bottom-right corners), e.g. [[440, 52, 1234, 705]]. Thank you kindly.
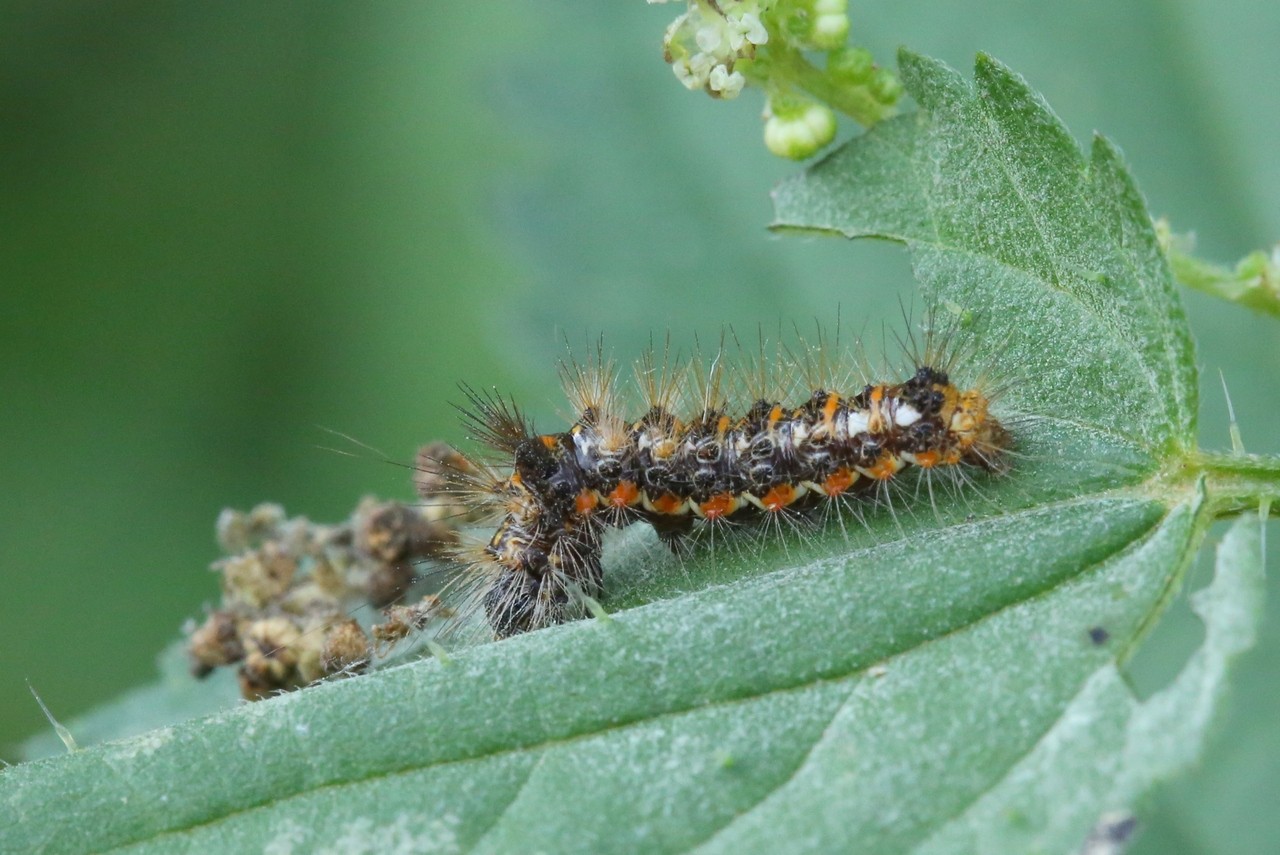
[[761, 483, 799, 512], [699, 493, 738, 520], [865, 453, 903, 480], [912, 450, 941, 468], [608, 481, 640, 508], [822, 392, 841, 427], [649, 492, 685, 515], [822, 467, 858, 496]]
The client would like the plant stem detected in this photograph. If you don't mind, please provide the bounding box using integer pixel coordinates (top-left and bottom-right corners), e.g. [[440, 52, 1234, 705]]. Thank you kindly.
[[1169, 247, 1280, 318], [761, 41, 895, 126], [1195, 450, 1280, 516], [1156, 220, 1280, 318]]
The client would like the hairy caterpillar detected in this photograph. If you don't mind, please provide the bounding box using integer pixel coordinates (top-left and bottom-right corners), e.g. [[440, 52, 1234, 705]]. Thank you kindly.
[[185, 313, 1014, 698], [433, 320, 1012, 639]]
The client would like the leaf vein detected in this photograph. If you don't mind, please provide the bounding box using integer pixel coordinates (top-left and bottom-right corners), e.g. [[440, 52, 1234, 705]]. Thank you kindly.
[[463, 753, 546, 853]]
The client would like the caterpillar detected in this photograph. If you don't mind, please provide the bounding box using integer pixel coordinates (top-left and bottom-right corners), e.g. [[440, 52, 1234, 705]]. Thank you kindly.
[[184, 315, 1014, 698], [432, 322, 1013, 640]]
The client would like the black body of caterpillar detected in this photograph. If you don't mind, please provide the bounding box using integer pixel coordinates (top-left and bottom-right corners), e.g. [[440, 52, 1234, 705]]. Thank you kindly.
[[437, 345, 1011, 639]]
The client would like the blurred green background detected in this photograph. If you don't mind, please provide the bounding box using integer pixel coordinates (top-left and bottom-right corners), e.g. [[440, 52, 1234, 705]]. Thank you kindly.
[[2, 2, 1276, 851]]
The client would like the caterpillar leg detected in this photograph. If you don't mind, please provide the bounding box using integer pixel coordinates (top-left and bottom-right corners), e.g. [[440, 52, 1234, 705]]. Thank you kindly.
[[484, 547, 604, 639], [650, 513, 696, 556]]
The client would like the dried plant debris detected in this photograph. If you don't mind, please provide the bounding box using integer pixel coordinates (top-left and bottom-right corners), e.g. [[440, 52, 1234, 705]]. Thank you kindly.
[[371, 595, 454, 651], [186, 452, 467, 700]]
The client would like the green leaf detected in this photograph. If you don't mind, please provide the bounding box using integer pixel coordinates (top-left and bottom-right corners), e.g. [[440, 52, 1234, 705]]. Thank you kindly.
[[915, 508, 1265, 854], [773, 51, 1197, 459], [1, 52, 1248, 854]]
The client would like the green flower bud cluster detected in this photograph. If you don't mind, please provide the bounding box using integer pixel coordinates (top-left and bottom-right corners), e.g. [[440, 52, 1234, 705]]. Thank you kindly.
[[778, 0, 850, 51], [652, 0, 902, 160], [828, 45, 902, 103], [763, 99, 836, 159]]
